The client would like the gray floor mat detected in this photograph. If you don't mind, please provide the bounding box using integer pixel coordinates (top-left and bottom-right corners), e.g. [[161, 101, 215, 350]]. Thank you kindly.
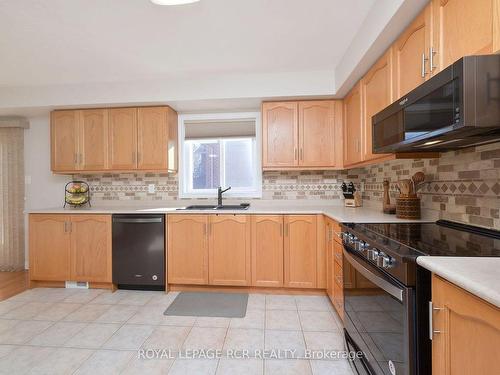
[[164, 292, 248, 318]]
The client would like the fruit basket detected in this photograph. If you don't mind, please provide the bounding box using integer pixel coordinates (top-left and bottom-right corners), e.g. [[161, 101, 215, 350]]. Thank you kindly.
[[64, 181, 91, 208]]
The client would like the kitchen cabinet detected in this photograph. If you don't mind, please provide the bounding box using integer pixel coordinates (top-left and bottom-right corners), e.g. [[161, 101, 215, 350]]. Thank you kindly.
[[69, 215, 112, 283], [29, 215, 71, 281], [137, 106, 177, 170], [392, 5, 432, 98], [262, 102, 298, 168], [108, 107, 138, 170], [209, 215, 251, 286], [29, 214, 112, 284], [51, 110, 79, 172], [251, 215, 284, 287], [325, 218, 335, 302], [167, 215, 209, 285], [361, 49, 393, 163], [298, 101, 336, 167], [262, 100, 342, 170], [51, 106, 177, 173], [431, 275, 500, 374], [284, 215, 317, 288], [343, 82, 363, 167], [432, 0, 496, 74], [79, 109, 109, 171]]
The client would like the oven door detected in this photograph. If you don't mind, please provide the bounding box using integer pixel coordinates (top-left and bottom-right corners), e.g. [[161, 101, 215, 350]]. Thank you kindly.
[[343, 248, 416, 375]]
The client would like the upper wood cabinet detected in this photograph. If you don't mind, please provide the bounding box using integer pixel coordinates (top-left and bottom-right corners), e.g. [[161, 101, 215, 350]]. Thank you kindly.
[[432, 0, 496, 74], [29, 214, 112, 284], [284, 215, 317, 288], [167, 215, 208, 285], [392, 5, 432, 98], [209, 215, 251, 286], [361, 50, 393, 163], [431, 275, 500, 374], [251, 215, 284, 288], [108, 108, 138, 170], [69, 215, 112, 283], [51, 111, 79, 172], [137, 106, 177, 170], [262, 102, 298, 168], [262, 100, 342, 170], [299, 101, 336, 167], [51, 106, 178, 173], [343, 82, 363, 167], [79, 109, 109, 171], [29, 215, 71, 281]]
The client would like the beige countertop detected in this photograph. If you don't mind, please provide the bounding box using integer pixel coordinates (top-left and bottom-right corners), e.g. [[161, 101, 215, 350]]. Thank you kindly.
[[27, 202, 431, 224], [417, 257, 500, 308]]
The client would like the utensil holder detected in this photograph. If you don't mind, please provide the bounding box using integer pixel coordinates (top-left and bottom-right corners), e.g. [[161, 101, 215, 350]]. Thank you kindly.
[[396, 196, 421, 219]]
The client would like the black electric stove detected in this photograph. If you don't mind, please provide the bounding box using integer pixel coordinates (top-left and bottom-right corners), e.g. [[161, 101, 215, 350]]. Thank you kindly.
[[339, 220, 500, 375]]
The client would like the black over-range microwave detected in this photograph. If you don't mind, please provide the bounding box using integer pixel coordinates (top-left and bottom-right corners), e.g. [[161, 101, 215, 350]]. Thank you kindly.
[[372, 54, 500, 153]]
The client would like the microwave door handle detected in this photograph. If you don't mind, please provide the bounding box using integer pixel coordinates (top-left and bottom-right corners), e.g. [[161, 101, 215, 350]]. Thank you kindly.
[[343, 250, 404, 302]]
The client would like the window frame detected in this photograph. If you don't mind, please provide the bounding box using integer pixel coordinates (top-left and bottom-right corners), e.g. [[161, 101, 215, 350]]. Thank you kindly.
[[178, 112, 262, 199]]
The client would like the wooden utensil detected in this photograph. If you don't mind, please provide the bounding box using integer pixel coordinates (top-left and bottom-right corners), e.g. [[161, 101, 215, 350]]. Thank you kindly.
[[398, 179, 412, 197], [411, 172, 425, 193]]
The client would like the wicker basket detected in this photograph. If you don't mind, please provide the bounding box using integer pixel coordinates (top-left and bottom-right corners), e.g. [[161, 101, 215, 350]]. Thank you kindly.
[[396, 197, 421, 219]]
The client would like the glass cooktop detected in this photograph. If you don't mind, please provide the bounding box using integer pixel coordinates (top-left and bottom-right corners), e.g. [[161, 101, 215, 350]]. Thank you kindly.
[[343, 220, 500, 259]]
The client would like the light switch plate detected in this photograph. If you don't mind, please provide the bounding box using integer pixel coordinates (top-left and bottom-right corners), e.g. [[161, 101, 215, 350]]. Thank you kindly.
[[148, 184, 156, 193]]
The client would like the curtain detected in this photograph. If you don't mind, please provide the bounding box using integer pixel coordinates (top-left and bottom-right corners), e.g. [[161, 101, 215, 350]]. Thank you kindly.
[[0, 127, 25, 271]]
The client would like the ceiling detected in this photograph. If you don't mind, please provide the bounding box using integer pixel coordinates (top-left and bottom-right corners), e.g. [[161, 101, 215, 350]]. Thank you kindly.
[[0, 0, 427, 114]]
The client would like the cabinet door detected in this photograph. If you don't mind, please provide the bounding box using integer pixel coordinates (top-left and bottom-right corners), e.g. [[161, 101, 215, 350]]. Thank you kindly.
[[325, 220, 334, 302], [362, 50, 393, 162], [343, 82, 363, 167], [69, 215, 112, 283], [251, 215, 284, 287], [299, 101, 336, 167], [137, 107, 168, 170], [392, 5, 431, 98], [262, 102, 298, 168], [51, 111, 79, 172], [284, 215, 317, 288], [167, 215, 208, 285], [432, 275, 500, 375], [29, 215, 70, 281], [108, 108, 138, 170], [209, 215, 251, 286], [79, 109, 108, 171], [433, 0, 494, 73]]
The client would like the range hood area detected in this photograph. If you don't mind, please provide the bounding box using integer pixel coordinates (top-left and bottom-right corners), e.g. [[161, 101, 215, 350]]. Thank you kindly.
[[372, 55, 500, 153]]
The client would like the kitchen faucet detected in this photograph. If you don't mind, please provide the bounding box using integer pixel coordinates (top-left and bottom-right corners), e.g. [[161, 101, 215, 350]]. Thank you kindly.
[[217, 186, 231, 206]]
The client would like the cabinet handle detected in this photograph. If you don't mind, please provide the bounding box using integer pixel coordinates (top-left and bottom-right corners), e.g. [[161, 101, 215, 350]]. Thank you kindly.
[[429, 46, 436, 73], [203, 223, 207, 235], [300, 148, 303, 160], [64, 221, 68, 233], [428, 301, 445, 340], [421, 52, 428, 78], [284, 223, 289, 237], [294, 148, 298, 160], [280, 223, 283, 237], [137, 152, 141, 164]]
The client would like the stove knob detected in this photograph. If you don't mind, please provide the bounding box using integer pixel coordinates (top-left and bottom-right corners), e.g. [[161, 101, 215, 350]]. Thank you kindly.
[[368, 249, 380, 261], [382, 255, 395, 269]]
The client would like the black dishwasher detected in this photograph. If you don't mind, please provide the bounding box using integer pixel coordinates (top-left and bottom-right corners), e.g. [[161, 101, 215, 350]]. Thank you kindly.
[[112, 214, 165, 290]]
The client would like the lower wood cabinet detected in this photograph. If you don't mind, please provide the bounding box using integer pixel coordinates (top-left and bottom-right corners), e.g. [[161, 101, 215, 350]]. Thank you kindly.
[[29, 215, 71, 281], [431, 275, 500, 375], [167, 215, 208, 285], [284, 215, 317, 288], [29, 214, 112, 283], [251, 215, 284, 287], [209, 215, 251, 286]]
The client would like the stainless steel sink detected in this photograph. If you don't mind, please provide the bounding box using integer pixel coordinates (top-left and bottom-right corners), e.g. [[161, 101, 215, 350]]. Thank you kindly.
[[178, 204, 250, 211]]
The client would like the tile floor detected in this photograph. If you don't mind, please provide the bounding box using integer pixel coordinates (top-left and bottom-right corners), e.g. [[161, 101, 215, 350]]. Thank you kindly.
[[0, 288, 354, 375]]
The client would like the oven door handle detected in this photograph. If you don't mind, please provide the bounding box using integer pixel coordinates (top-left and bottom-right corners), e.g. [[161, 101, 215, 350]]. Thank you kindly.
[[343, 249, 404, 302]]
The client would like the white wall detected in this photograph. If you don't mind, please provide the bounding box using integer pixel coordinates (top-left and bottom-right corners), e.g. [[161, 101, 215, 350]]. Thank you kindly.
[[24, 115, 68, 267]]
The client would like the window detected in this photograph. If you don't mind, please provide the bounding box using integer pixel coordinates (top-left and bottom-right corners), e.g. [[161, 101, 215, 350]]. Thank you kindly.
[[179, 113, 261, 198]]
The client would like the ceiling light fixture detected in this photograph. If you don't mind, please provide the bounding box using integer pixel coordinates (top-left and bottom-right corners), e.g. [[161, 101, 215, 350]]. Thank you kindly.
[[150, 0, 200, 5]]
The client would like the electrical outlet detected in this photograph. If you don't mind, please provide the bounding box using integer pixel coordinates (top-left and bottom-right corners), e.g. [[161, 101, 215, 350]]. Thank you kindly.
[[148, 184, 156, 193]]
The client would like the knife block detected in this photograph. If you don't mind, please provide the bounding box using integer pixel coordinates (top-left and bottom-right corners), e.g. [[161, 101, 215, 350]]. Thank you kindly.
[[345, 191, 362, 208]]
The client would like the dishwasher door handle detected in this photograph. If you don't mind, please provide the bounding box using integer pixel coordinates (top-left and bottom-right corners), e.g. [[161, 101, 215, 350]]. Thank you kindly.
[[113, 218, 163, 224]]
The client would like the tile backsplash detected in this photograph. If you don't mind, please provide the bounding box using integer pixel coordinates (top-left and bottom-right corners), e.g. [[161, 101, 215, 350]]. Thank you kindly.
[[74, 142, 500, 229]]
